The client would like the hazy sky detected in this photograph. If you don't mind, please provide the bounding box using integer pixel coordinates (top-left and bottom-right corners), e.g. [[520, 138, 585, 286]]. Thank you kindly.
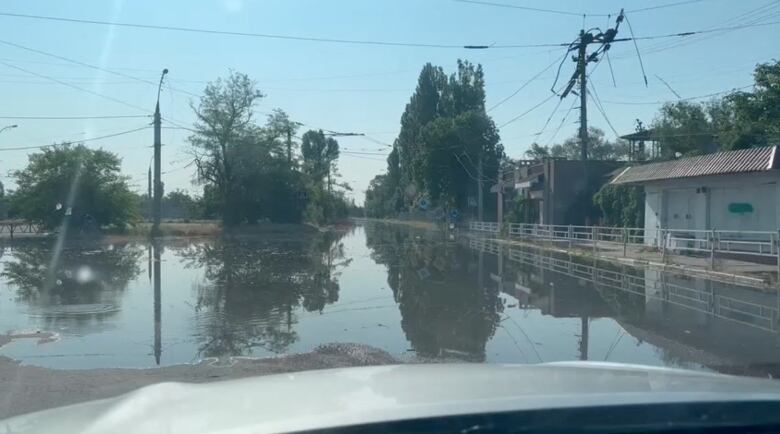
[[0, 0, 776, 203]]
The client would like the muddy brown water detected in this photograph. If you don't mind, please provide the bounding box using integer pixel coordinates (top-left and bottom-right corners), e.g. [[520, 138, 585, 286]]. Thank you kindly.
[[2, 222, 780, 377]]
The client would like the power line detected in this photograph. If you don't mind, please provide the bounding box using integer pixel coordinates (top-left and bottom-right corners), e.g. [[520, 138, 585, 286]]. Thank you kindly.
[[623, 14, 648, 87], [0, 125, 151, 151], [601, 84, 753, 105], [626, 0, 706, 13], [545, 98, 578, 146], [0, 39, 201, 99], [456, 0, 709, 16], [341, 150, 390, 156], [341, 154, 388, 162], [1, 11, 778, 51], [0, 60, 149, 113], [498, 93, 557, 129], [587, 83, 620, 137], [611, 2, 780, 58], [0, 114, 149, 120], [452, 0, 608, 17], [0, 12, 498, 49], [488, 53, 566, 112], [533, 95, 566, 139]]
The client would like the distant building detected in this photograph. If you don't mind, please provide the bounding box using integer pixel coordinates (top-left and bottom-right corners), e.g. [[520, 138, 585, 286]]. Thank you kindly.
[[611, 146, 780, 245], [495, 159, 621, 226]]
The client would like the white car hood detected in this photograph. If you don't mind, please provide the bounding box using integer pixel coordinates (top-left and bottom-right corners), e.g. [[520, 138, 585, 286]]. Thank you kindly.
[[4, 362, 780, 434]]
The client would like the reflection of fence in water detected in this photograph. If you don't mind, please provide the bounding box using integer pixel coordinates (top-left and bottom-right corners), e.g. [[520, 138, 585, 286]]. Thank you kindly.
[[0, 220, 42, 236], [468, 238, 779, 333]]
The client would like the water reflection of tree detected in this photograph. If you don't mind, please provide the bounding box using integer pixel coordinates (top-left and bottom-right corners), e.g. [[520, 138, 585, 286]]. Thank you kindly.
[[365, 224, 502, 361], [180, 232, 349, 358], [2, 242, 142, 326]]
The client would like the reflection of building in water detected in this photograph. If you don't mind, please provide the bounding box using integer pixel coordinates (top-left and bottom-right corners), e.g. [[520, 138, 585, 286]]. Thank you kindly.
[[468, 237, 780, 376]]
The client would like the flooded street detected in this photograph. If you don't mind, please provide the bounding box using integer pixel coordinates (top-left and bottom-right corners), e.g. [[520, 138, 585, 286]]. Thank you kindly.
[[2, 222, 780, 376]]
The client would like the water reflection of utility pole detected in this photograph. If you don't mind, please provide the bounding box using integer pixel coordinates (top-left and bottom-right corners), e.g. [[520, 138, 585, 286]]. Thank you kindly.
[[478, 249, 484, 289], [497, 247, 504, 294], [153, 241, 162, 365], [579, 316, 589, 361]]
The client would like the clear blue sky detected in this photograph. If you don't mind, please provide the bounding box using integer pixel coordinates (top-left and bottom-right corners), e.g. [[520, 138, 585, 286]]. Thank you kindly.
[[0, 0, 776, 203]]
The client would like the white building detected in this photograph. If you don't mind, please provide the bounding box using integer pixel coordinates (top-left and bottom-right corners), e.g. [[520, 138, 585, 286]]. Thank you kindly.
[[610, 146, 780, 246]]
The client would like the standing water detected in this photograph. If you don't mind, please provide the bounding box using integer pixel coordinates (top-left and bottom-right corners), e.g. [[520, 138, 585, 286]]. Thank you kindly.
[[1, 222, 780, 376]]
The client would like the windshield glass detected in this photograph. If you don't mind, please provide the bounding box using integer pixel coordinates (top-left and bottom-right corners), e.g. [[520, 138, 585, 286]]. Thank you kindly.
[[1, 0, 779, 425]]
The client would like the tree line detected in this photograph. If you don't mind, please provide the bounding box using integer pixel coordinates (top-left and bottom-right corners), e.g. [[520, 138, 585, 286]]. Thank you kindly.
[[0, 71, 358, 230], [365, 60, 503, 220], [527, 60, 780, 161], [365, 59, 780, 226]]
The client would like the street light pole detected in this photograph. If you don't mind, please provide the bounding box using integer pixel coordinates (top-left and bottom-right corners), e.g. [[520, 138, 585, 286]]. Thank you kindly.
[[0, 124, 18, 134], [152, 69, 168, 237]]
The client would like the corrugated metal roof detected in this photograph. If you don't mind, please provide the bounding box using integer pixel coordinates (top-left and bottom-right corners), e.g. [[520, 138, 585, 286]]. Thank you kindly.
[[611, 146, 779, 185]]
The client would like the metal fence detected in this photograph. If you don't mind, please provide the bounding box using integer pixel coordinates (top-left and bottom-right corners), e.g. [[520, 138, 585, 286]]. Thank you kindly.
[[469, 221, 780, 268]]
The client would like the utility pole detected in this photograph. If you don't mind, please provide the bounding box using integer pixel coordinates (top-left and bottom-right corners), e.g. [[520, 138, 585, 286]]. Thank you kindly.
[[152, 68, 168, 237], [477, 155, 484, 221], [147, 166, 152, 222], [286, 127, 293, 164], [558, 11, 624, 161], [577, 31, 589, 161], [496, 166, 503, 225]]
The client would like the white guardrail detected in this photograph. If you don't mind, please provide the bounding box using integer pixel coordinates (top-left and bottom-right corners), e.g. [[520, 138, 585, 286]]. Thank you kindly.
[[468, 221, 780, 263]]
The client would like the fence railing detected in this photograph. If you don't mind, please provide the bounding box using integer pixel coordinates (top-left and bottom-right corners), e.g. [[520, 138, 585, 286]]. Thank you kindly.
[[468, 221, 780, 267]]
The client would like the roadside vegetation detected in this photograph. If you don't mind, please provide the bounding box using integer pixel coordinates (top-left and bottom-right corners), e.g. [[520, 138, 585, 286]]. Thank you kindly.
[[2, 71, 358, 233], [365, 60, 780, 228]]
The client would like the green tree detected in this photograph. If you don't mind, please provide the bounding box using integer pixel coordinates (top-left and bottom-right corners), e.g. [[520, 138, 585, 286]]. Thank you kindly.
[[524, 142, 550, 159], [300, 129, 340, 192], [189, 71, 264, 226], [366, 60, 503, 218], [717, 60, 780, 150], [264, 108, 300, 163], [546, 127, 628, 160], [164, 190, 200, 219], [593, 184, 645, 228], [12, 144, 136, 229], [651, 101, 715, 158]]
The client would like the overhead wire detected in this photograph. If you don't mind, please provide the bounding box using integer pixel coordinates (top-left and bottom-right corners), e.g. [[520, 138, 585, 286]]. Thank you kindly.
[[601, 84, 753, 105], [488, 52, 567, 112], [0, 39, 201, 99], [626, 0, 706, 13], [545, 98, 578, 146], [623, 14, 648, 87], [452, 0, 608, 17], [0, 114, 149, 120], [587, 83, 621, 138], [612, 2, 780, 58], [532, 95, 566, 140], [0, 125, 151, 152], [454, 0, 708, 16], [498, 93, 557, 129], [0, 60, 149, 113], [1, 11, 777, 51], [0, 12, 504, 49]]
